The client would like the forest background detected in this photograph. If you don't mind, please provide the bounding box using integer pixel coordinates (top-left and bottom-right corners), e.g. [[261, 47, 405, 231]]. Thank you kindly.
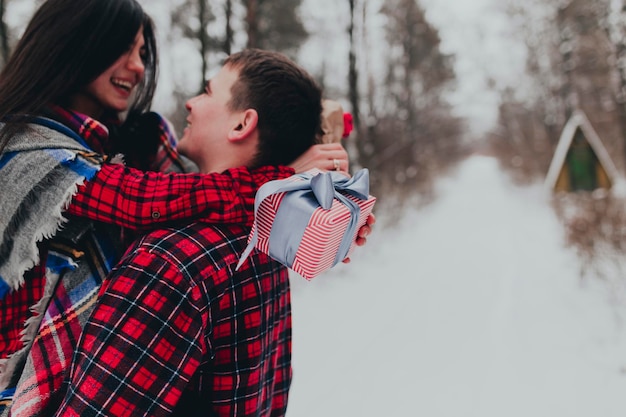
[[3, 0, 626, 284]]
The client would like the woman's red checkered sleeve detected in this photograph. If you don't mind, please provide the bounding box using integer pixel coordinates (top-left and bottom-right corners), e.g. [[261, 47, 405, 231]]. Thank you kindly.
[[66, 163, 294, 230]]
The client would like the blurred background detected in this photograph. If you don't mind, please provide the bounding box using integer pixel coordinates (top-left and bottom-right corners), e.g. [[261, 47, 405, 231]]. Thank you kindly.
[[4, 0, 626, 414], [3, 0, 622, 207], [5, 0, 495, 207]]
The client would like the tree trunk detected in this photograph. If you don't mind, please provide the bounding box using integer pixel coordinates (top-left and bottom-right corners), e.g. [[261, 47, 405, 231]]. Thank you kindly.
[[246, 0, 259, 48], [224, 0, 233, 54], [198, 0, 209, 89], [612, 0, 626, 173], [0, 0, 9, 66], [348, 0, 360, 130]]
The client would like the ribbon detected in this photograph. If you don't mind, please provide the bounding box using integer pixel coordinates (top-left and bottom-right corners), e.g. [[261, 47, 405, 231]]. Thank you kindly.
[[236, 168, 370, 273]]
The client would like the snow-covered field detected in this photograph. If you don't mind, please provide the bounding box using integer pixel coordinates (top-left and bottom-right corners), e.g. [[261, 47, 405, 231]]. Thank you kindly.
[[287, 155, 626, 416]]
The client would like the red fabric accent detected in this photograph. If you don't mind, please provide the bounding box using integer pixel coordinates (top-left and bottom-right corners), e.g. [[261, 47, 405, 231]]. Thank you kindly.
[[342, 112, 353, 138]]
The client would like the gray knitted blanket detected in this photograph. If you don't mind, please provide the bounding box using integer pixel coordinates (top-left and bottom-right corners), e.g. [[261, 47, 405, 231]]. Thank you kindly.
[[0, 122, 102, 392]]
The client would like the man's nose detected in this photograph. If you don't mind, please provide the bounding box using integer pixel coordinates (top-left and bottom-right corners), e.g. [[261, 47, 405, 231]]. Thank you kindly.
[[186, 95, 201, 111]]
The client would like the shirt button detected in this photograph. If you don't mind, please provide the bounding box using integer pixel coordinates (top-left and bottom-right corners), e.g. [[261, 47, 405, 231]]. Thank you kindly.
[[152, 211, 161, 219]]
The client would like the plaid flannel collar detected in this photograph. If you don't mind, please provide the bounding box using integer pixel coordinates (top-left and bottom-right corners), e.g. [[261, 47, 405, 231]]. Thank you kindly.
[[44, 105, 113, 155], [44, 105, 187, 174]]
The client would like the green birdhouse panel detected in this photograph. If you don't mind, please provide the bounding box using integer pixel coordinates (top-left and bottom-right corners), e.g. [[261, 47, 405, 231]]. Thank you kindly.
[[546, 111, 619, 193]]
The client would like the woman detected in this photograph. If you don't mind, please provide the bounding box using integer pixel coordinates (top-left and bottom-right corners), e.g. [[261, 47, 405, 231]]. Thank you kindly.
[[0, 0, 361, 414]]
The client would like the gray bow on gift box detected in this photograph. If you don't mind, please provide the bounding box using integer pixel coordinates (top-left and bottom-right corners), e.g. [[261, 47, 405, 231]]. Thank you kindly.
[[236, 168, 370, 273]]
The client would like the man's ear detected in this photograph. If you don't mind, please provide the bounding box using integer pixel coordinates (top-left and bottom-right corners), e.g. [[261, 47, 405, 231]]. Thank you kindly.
[[228, 109, 258, 142]]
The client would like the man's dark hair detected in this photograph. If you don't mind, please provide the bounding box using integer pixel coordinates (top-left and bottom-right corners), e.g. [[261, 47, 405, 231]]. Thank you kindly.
[[224, 49, 322, 168], [0, 0, 158, 152]]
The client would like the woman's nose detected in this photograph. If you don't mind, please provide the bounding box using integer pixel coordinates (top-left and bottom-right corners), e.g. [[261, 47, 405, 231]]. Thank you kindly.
[[127, 49, 145, 79]]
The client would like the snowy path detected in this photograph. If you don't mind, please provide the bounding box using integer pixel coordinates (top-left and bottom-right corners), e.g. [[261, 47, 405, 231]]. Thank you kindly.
[[286, 156, 626, 417]]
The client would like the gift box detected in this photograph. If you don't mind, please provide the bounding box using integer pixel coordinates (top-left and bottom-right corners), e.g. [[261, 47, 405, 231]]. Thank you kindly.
[[236, 168, 376, 279]]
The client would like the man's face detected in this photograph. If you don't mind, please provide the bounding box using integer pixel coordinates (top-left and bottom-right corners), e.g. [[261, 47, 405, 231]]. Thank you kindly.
[[177, 64, 241, 171]]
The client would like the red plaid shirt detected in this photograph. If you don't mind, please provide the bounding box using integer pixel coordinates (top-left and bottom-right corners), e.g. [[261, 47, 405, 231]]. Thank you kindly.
[[0, 108, 294, 364], [55, 222, 292, 417]]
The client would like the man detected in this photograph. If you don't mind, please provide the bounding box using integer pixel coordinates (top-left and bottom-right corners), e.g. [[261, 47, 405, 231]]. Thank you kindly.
[[53, 49, 326, 417]]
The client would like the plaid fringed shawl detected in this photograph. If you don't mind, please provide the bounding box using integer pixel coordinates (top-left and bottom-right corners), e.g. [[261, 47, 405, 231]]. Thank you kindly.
[[0, 120, 105, 398], [2, 111, 186, 417]]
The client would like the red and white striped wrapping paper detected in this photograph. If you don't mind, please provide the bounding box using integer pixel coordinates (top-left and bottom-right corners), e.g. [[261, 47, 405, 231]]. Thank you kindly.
[[251, 188, 376, 279]]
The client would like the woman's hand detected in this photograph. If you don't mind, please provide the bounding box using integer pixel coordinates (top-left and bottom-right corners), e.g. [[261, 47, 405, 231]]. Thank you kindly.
[[289, 143, 349, 173], [289, 143, 375, 264], [342, 213, 376, 264]]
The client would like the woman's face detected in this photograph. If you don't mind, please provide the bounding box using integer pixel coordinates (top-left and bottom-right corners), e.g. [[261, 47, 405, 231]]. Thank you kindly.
[[70, 28, 146, 119]]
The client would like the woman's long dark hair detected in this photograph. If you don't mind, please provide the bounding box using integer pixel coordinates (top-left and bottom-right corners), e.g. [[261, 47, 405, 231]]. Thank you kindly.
[[0, 0, 158, 153]]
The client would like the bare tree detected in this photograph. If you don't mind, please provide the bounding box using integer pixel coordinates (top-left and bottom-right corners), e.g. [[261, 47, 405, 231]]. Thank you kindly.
[[242, 0, 307, 57], [492, 0, 626, 181], [601, 0, 626, 170], [171, 0, 218, 90], [0, 0, 9, 66], [166, 0, 219, 133], [362, 0, 463, 204], [244, 0, 259, 48], [197, 0, 211, 88], [224, 0, 234, 54], [348, 0, 360, 130]]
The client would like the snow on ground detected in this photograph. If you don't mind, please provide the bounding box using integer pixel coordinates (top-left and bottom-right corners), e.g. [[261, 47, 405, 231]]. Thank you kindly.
[[287, 155, 626, 417]]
